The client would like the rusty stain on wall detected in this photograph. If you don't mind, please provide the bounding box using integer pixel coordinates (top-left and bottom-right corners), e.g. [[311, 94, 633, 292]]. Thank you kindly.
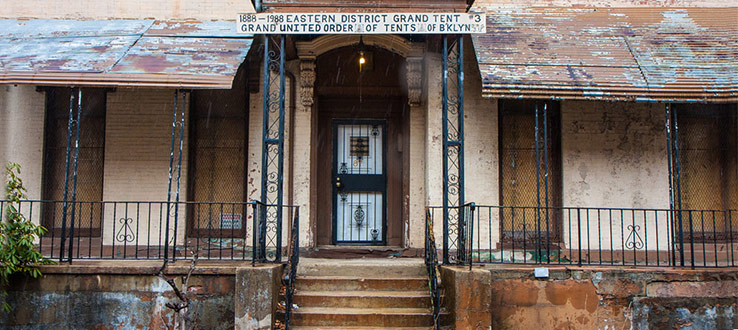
[[479, 266, 738, 330]]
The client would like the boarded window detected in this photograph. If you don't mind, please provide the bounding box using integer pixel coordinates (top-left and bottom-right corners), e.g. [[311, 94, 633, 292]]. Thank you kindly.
[[42, 88, 106, 236], [499, 100, 562, 244], [187, 67, 248, 235], [676, 103, 738, 240]]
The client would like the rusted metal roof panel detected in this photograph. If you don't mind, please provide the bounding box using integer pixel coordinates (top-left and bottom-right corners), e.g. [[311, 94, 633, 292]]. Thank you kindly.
[[111, 37, 252, 76], [472, 7, 738, 102], [0, 19, 153, 38], [0, 19, 253, 89], [0, 36, 138, 73], [145, 20, 245, 38]]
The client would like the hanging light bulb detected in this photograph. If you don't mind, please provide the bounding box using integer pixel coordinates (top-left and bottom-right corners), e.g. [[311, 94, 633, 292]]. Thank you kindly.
[[358, 36, 366, 72]]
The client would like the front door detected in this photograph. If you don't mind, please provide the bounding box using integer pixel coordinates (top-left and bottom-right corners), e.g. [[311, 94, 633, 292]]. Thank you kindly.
[[332, 120, 387, 245]]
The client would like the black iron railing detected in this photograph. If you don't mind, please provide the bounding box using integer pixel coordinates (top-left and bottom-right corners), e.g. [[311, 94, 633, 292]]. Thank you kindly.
[[281, 203, 300, 329], [424, 208, 441, 330], [251, 201, 299, 264], [428, 203, 476, 268], [439, 204, 737, 268], [1, 199, 299, 262]]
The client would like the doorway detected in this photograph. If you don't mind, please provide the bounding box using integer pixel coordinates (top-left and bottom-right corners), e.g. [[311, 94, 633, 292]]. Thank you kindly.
[[312, 45, 408, 247]]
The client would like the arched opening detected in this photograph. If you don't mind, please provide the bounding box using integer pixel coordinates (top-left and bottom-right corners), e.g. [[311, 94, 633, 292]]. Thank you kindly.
[[313, 44, 410, 247]]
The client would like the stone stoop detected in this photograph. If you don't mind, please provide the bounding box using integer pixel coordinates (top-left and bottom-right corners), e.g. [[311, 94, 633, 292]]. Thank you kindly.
[[281, 258, 450, 329]]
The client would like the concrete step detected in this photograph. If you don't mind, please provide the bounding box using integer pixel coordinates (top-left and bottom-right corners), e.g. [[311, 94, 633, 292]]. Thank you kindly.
[[297, 258, 426, 277], [290, 327, 436, 330], [295, 276, 429, 292], [293, 290, 431, 308], [290, 307, 438, 327]]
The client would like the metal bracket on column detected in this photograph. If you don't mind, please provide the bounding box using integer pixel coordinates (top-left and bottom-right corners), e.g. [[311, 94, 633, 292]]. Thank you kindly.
[[165, 89, 187, 261], [442, 35, 465, 264], [258, 35, 286, 263], [59, 87, 82, 262]]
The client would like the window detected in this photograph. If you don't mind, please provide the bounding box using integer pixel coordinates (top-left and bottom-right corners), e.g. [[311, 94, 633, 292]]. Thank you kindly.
[[675, 103, 738, 240], [499, 100, 561, 244], [187, 70, 249, 236], [42, 88, 106, 236]]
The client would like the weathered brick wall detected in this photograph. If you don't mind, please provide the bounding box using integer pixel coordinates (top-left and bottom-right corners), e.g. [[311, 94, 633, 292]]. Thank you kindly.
[[561, 101, 670, 251], [0, 266, 236, 329], [103, 88, 188, 245], [462, 35, 500, 250], [1, 0, 255, 20], [0, 86, 46, 229], [561, 101, 668, 209], [0, 86, 46, 203]]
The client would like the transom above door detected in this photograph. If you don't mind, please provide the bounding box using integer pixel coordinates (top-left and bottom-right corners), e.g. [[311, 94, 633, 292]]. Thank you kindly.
[[332, 120, 387, 245]]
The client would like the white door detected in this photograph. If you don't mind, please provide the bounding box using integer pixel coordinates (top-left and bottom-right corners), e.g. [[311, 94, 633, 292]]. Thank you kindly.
[[333, 120, 386, 244]]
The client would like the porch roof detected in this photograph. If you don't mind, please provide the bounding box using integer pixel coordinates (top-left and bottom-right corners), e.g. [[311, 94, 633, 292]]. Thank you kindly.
[[0, 19, 253, 89], [471, 7, 738, 102]]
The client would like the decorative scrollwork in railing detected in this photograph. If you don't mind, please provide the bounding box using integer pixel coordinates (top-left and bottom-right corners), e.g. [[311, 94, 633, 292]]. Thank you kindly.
[[115, 217, 135, 243], [625, 224, 644, 250]]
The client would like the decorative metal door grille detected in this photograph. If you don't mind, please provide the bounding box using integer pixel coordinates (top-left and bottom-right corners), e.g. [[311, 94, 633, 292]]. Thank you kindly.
[[333, 121, 386, 244]]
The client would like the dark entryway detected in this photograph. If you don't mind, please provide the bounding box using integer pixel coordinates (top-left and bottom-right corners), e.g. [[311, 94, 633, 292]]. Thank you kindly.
[[313, 45, 409, 247]]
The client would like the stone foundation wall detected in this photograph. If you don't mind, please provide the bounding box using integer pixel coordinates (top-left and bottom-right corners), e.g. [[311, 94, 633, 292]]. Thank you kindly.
[[0, 263, 283, 330], [442, 265, 738, 330]]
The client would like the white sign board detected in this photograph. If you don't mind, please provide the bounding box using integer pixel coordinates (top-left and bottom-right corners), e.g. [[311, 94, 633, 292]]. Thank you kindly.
[[237, 13, 486, 34]]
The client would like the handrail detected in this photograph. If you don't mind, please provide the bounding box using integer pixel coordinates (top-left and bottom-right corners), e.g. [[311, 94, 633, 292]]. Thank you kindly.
[[283, 205, 300, 329], [425, 208, 441, 330]]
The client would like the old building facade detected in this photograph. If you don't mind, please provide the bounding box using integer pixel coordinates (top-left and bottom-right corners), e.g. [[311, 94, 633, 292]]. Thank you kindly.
[[0, 0, 736, 328]]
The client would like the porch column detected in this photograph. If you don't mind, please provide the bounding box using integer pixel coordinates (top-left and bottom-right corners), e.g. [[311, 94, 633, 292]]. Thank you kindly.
[[407, 56, 427, 249], [257, 35, 287, 262], [59, 87, 82, 262], [294, 57, 315, 247], [441, 35, 466, 264]]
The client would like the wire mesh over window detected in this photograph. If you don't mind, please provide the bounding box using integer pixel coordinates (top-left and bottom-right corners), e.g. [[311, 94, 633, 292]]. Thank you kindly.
[[42, 88, 106, 236], [187, 78, 248, 236], [675, 103, 738, 241], [499, 100, 562, 245]]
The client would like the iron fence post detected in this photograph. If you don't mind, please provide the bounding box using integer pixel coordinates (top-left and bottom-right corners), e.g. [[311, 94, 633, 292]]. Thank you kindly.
[[577, 208, 582, 266], [441, 35, 450, 264], [260, 35, 287, 263], [59, 88, 73, 262], [164, 90, 179, 261], [67, 88, 82, 262], [664, 104, 677, 266], [671, 105, 687, 267], [534, 103, 542, 263]]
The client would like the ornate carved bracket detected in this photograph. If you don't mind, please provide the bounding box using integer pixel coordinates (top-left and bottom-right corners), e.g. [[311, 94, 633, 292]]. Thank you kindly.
[[407, 58, 423, 106], [300, 59, 316, 109]]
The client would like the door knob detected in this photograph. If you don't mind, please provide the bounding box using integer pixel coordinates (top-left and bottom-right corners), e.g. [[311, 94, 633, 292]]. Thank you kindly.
[[336, 177, 342, 188]]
